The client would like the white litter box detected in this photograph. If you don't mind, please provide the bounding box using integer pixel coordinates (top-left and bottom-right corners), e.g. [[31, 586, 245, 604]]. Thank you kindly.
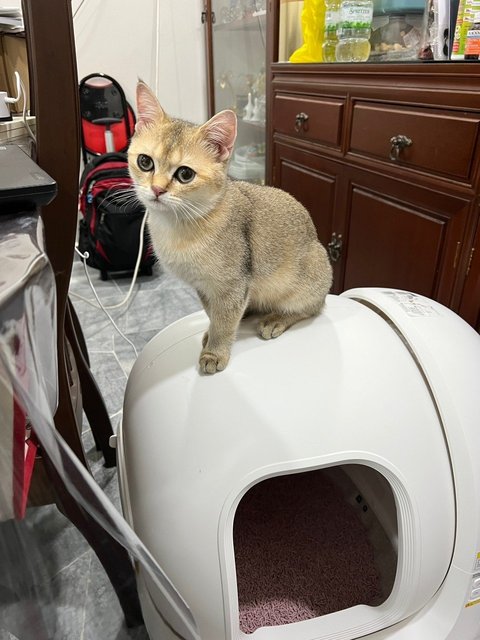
[[118, 288, 480, 640]]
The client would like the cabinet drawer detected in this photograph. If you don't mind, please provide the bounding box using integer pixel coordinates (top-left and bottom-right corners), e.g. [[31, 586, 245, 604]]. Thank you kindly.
[[349, 102, 480, 182], [273, 94, 344, 148]]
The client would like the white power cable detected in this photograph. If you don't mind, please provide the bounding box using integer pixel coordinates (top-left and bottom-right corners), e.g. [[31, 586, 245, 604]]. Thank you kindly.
[[3, 71, 35, 143], [18, 74, 36, 143], [71, 211, 150, 357]]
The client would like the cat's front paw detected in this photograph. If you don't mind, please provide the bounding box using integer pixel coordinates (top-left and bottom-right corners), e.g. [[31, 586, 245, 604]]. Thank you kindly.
[[199, 350, 229, 374]]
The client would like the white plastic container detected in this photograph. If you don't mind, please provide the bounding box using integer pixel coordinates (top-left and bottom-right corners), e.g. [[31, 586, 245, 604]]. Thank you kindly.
[[118, 289, 480, 640]]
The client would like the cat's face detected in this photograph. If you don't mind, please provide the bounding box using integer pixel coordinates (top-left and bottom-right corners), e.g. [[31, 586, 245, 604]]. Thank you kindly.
[[128, 81, 237, 223]]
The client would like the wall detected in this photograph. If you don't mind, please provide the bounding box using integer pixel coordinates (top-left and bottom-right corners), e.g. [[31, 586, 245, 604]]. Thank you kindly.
[[72, 0, 208, 124]]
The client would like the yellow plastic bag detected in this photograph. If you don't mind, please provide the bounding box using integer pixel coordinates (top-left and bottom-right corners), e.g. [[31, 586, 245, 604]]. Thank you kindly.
[[289, 0, 325, 63]]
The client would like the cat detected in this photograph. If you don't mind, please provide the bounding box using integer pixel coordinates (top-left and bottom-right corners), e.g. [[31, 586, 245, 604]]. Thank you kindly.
[[128, 81, 333, 374]]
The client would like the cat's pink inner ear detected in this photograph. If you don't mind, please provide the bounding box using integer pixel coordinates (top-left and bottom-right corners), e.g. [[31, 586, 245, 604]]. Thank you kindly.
[[135, 81, 164, 131], [202, 110, 237, 161]]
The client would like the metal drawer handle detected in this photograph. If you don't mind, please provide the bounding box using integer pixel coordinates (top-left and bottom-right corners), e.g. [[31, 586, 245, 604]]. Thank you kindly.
[[327, 232, 343, 263], [389, 134, 412, 161], [295, 112, 309, 132]]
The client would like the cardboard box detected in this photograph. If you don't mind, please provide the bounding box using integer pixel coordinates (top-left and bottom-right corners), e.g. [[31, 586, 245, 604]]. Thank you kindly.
[[0, 33, 30, 115]]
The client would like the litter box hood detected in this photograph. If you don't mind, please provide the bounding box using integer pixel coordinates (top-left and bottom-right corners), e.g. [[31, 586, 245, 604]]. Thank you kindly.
[[118, 288, 480, 640]]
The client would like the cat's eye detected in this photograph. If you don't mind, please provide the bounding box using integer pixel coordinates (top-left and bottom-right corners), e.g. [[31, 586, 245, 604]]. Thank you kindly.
[[174, 166, 196, 184], [137, 154, 154, 172]]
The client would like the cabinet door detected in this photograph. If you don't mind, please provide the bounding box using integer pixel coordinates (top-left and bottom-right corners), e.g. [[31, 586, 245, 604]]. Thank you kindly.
[[338, 169, 471, 307], [205, 1, 267, 184], [458, 215, 480, 330], [272, 141, 338, 248]]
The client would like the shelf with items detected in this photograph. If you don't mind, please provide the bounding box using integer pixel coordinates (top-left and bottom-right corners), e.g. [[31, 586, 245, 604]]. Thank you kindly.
[[239, 118, 266, 130], [239, 89, 266, 123], [213, 8, 267, 31], [228, 139, 266, 183], [214, 72, 266, 119], [278, 0, 456, 64], [204, 0, 267, 183], [234, 89, 266, 183]]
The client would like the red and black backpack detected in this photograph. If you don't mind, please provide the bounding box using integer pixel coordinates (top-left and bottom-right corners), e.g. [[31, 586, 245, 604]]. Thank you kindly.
[[77, 74, 155, 280], [79, 72, 135, 164], [78, 152, 155, 280]]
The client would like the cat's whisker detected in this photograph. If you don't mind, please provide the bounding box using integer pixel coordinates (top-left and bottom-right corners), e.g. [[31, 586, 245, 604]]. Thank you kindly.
[[111, 191, 140, 204], [185, 200, 211, 219], [173, 199, 205, 229], [102, 184, 137, 201], [107, 189, 136, 198], [170, 193, 209, 220], [104, 181, 134, 192], [106, 191, 143, 213], [174, 205, 203, 234], [174, 202, 197, 226]]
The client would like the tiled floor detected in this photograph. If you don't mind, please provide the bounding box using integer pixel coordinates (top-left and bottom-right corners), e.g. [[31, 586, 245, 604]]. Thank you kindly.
[[0, 257, 201, 640]]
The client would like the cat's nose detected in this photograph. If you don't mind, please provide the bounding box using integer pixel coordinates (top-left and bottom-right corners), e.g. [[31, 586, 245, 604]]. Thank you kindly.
[[151, 185, 166, 199]]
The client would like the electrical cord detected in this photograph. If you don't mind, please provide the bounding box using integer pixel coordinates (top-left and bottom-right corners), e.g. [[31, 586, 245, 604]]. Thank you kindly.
[[19, 74, 36, 143], [3, 70, 35, 143], [71, 211, 149, 357]]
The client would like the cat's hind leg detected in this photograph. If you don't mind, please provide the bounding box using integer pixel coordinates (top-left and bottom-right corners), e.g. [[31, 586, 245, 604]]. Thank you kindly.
[[255, 252, 331, 340], [256, 291, 327, 340], [257, 310, 313, 340]]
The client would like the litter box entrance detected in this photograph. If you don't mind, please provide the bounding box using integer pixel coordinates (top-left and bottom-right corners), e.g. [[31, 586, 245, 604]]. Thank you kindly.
[[233, 465, 398, 635]]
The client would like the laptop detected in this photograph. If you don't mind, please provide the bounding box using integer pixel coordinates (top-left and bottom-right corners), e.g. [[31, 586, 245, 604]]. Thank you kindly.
[[0, 144, 57, 210]]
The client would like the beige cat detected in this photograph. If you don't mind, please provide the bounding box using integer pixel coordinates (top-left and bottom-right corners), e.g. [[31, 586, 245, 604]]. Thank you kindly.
[[128, 81, 332, 374]]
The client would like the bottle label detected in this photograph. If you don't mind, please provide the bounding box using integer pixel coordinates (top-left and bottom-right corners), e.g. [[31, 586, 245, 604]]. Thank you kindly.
[[339, 4, 373, 28], [465, 28, 480, 55], [324, 10, 340, 37], [324, 10, 339, 32]]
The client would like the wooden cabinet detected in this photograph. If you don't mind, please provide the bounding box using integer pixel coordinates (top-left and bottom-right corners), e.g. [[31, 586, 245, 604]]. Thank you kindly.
[[458, 212, 480, 330], [265, 7, 480, 327], [336, 168, 470, 305], [272, 141, 339, 246]]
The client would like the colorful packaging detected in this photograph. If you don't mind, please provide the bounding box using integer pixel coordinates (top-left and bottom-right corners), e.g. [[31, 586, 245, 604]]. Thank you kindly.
[[451, 0, 480, 59]]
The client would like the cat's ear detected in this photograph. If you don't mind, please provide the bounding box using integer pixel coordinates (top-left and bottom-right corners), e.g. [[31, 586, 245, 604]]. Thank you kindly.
[[135, 80, 165, 131], [200, 110, 237, 161]]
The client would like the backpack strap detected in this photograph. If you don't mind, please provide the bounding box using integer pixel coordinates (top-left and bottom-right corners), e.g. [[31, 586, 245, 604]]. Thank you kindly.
[[79, 151, 128, 186]]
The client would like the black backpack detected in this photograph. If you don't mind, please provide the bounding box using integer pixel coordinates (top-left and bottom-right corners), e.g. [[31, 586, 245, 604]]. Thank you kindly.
[[78, 152, 155, 280]]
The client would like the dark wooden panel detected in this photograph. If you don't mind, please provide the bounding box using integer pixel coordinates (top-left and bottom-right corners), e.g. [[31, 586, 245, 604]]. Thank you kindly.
[[458, 216, 480, 328], [349, 102, 480, 182], [273, 141, 336, 246], [273, 94, 344, 148], [267, 63, 480, 322], [343, 187, 447, 298]]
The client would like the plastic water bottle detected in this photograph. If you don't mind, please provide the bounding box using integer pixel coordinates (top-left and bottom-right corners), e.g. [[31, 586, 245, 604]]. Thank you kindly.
[[322, 0, 340, 63], [336, 0, 374, 62]]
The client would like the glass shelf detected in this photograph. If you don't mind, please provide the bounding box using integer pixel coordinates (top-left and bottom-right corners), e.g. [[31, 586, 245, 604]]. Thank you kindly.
[[214, 9, 266, 31], [211, 1, 267, 184], [278, 0, 463, 64]]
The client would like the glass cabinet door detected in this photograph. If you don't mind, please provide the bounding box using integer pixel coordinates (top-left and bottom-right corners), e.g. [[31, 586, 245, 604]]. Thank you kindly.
[[206, 0, 267, 184]]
